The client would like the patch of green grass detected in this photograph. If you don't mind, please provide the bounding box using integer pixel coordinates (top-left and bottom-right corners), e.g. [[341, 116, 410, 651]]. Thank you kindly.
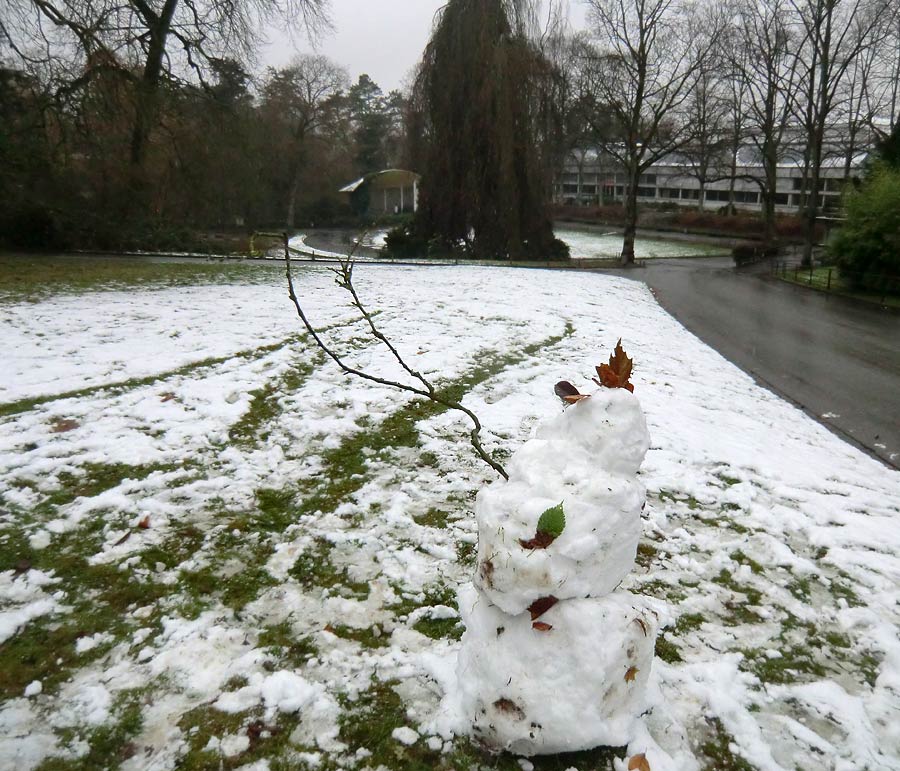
[[657, 490, 702, 510], [716, 473, 742, 487], [228, 354, 320, 448], [786, 575, 812, 602], [37, 691, 146, 771], [636, 541, 658, 568], [327, 624, 389, 648], [698, 718, 756, 771], [675, 612, 706, 634], [828, 572, 863, 607], [0, 513, 212, 698], [739, 645, 827, 685], [258, 622, 318, 667], [413, 615, 463, 641], [636, 578, 687, 604], [712, 569, 765, 626], [779, 267, 900, 309], [413, 507, 450, 529], [456, 539, 477, 567], [730, 550, 764, 575], [175, 703, 303, 771], [655, 634, 683, 663], [0, 253, 272, 301], [288, 537, 370, 598]]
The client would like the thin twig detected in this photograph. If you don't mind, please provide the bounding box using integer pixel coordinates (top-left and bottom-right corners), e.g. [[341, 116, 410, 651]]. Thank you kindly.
[[281, 232, 509, 481]]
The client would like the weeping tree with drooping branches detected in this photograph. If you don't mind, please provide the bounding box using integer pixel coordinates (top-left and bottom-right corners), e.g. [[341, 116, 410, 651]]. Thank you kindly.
[[404, 0, 569, 261]]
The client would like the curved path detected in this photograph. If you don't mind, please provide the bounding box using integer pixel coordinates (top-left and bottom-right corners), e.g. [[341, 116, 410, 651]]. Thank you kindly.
[[616, 258, 900, 469]]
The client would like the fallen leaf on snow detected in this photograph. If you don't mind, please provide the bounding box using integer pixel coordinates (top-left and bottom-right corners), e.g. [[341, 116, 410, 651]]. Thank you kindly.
[[624, 666, 639, 683], [50, 418, 79, 433], [532, 622, 553, 632]]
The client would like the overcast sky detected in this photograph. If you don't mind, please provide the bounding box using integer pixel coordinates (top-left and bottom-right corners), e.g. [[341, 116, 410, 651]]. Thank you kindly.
[[262, 0, 589, 92]]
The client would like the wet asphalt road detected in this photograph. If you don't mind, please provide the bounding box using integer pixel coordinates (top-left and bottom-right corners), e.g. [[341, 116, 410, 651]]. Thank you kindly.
[[615, 258, 900, 470]]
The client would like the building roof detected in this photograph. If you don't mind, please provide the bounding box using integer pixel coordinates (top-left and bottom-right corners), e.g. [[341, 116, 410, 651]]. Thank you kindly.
[[339, 169, 420, 194]]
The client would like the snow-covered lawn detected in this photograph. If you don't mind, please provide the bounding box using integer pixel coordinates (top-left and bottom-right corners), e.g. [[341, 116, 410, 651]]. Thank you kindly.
[[1, 261, 898, 771], [555, 226, 729, 260]]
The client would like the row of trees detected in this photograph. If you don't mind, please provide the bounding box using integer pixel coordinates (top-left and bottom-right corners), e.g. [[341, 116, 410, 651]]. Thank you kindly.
[[0, 0, 414, 248], [555, 0, 900, 264], [3, 0, 899, 262]]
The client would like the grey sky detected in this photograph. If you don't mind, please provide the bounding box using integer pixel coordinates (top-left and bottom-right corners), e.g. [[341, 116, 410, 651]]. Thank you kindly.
[[262, 1, 446, 92], [262, 1, 589, 92]]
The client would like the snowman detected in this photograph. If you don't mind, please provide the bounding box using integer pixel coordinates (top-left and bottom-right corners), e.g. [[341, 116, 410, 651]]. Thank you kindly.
[[456, 342, 658, 755]]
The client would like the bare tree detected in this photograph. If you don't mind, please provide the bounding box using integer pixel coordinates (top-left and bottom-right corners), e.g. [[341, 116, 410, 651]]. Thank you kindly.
[[679, 68, 733, 210], [261, 55, 348, 229], [730, 0, 804, 247], [790, 0, 895, 264], [582, 0, 721, 265], [1, 0, 330, 176]]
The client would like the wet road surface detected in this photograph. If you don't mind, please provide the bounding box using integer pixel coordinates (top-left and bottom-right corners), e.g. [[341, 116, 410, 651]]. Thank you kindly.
[[617, 258, 900, 469]]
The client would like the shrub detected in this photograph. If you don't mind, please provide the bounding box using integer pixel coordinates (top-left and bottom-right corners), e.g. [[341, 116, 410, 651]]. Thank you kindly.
[[828, 165, 900, 291]]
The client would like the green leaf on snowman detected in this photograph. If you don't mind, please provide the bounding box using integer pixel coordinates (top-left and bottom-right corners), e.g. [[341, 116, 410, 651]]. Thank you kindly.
[[538, 502, 566, 538], [520, 502, 566, 550]]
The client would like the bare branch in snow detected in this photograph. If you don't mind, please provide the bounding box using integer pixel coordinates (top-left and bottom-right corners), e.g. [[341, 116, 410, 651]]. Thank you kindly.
[[277, 232, 509, 481]]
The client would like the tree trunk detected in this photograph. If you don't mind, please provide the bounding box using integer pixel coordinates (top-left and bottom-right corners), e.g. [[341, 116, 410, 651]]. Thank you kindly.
[[762, 142, 778, 248], [801, 127, 824, 267], [286, 172, 301, 230], [130, 0, 179, 170], [620, 180, 638, 266]]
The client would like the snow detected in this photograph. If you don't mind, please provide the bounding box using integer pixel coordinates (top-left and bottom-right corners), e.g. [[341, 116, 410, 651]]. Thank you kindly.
[[457, 584, 658, 754], [391, 726, 420, 745], [1, 261, 898, 770], [555, 227, 728, 260], [473, 389, 650, 616], [23, 682, 42, 698]]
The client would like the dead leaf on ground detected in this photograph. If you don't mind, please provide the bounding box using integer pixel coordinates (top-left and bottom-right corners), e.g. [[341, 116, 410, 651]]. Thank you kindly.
[[137, 515, 151, 529], [625, 666, 639, 683], [532, 621, 553, 632], [628, 752, 651, 771], [634, 617, 649, 637], [50, 418, 79, 433], [160, 392, 177, 403]]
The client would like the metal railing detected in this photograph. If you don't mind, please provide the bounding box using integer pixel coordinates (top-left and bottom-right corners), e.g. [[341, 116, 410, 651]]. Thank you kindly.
[[773, 261, 900, 305]]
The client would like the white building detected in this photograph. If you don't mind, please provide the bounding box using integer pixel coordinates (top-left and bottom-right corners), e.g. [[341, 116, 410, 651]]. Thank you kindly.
[[555, 136, 875, 214]]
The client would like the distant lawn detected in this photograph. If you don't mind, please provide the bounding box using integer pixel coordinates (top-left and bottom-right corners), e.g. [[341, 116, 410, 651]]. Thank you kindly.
[[0, 253, 279, 300], [778, 265, 900, 309]]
